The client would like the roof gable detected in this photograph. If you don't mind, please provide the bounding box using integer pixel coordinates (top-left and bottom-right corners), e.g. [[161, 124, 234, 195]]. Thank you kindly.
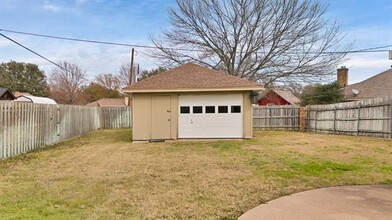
[[0, 88, 16, 100], [273, 89, 301, 105], [258, 89, 300, 105], [343, 69, 392, 100], [123, 63, 262, 93]]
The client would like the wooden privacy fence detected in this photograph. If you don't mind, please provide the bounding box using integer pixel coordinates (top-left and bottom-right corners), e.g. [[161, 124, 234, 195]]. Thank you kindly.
[[0, 102, 131, 159], [253, 105, 300, 130], [307, 97, 392, 138], [253, 97, 392, 139]]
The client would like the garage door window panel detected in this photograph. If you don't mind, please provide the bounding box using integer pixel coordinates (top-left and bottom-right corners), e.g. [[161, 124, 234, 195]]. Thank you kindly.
[[205, 106, 215, 114], [218, 106, 228, 113], [193, 106, 203, 114], [231, 105, 241, 113], [180, 106, 190, 114]]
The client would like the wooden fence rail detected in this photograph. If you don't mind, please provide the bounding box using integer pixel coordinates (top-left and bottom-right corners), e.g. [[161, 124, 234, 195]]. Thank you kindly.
[[0, 102, 131, 159], [253, 106, 300, 130]]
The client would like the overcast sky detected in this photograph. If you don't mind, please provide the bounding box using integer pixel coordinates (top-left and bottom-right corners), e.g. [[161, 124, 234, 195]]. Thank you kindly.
[[0, 0, 391, 84]]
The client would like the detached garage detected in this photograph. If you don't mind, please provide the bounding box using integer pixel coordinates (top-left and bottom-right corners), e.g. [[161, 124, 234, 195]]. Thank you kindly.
[[123, 63, 262, 141]]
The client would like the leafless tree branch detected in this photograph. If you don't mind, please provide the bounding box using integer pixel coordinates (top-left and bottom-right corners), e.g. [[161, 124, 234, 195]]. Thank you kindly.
[[49, 61, 87, 104], [148, 0, 351, 84]]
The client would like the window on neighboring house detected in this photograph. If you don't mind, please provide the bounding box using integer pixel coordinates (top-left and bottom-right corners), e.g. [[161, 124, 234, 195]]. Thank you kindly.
[[193, 106, 203, 114], [218, 106, 228, 113], [180, 106, 190, 114], [231, 105, 241, 113]]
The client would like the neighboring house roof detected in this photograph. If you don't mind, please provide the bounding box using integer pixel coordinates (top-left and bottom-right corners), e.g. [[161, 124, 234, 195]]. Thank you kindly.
[[273, 89, 301, 105], [0, 88, 16, 100], [343, 68, 392, 100], [123, 63, 262, 93], [86, 98, 127, 107], [14, 91, 31, 97], [258, 89, 301, 105], [15, 95, 57, 104]]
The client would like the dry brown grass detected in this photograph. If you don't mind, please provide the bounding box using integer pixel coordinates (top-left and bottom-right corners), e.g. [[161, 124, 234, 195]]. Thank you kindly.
[[0, 129, 391, 219]]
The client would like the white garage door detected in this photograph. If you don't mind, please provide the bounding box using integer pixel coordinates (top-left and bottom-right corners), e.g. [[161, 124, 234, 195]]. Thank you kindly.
[[178, 94, 243, 138]]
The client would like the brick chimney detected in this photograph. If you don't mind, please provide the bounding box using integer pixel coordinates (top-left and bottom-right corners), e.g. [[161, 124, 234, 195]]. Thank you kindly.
[[337, 66, 348, 87]]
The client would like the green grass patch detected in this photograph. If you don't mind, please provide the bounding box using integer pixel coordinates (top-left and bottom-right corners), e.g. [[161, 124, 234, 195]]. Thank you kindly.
[[0, 129, 391, 219], [285, 159, 360, 175]]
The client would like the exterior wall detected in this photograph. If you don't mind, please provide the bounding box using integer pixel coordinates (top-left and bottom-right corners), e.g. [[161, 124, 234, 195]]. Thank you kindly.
[[132, 93, 178, 141], [257, 91, 290, 106], [243, 91, 253, 138], [132, 94, 151, 140], [132, 91, 254, 141]]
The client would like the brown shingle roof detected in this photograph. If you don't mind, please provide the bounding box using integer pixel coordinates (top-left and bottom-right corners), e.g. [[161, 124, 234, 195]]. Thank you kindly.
[[86, 98, 127, 107], [123, 63, 262, 93], [273, 89, 301, 105], [343, 69, 392, 100], [257, 89, 301, 105]]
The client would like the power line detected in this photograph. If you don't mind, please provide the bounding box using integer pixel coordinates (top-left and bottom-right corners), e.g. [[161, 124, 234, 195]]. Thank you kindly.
[[138, 51, 161, 66], [1, 28, 391, 54], [352, 44, 392, 52], [0, 33, 66, 71], [0, 28, 204, 52]]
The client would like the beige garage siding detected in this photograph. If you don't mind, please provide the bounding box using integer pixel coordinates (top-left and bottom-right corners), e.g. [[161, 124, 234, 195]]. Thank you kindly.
[[132, 91, 253, 141], [243, 91, 252, 139]]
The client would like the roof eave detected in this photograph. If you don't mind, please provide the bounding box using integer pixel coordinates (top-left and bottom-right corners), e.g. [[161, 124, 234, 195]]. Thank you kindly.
[[123, 87, 264, 94]]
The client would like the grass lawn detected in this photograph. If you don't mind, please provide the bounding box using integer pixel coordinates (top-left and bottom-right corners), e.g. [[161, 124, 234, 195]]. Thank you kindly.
[[0, 130, 391, 219]]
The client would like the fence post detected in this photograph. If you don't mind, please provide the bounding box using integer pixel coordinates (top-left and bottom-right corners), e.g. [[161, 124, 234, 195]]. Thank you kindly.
[[306, 106, 310, 131], [56, 105, 60, 142], [356, 104, 361, 136], [0, 103, 3, 159], [314, 109, 318, 132], [269, 107, 272, 129], [299, 107, 306, 132], [333, 106, 337, 134], [390, 102, 392, 139]]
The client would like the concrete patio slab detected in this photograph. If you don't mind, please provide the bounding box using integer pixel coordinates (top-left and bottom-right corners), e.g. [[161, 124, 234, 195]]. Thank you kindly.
[[239, 185, 392, 220]]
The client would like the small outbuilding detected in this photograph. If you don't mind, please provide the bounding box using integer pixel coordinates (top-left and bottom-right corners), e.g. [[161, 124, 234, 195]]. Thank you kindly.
[[15, 95, 57, 104], [123, 63, 262, 141], [0, 88, 16, 101]]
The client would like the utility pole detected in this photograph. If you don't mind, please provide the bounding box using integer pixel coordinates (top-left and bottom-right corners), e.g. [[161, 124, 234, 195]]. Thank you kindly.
[[137, 63, 140, 83], [128, 48, 134, 106]]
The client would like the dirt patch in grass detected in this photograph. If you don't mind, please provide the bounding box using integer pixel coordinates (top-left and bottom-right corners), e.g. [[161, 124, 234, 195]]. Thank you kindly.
[[0, 129, 391, 219]]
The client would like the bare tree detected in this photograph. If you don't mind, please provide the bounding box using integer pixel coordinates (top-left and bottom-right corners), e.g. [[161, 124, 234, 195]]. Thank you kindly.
[[95, 73, 121, 90], [118, 63, 131, 87], [49, 61, 87, 104], [279, 82, 304, 97], [149, 0, 350, 84], [118, 63, 142, 87]]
